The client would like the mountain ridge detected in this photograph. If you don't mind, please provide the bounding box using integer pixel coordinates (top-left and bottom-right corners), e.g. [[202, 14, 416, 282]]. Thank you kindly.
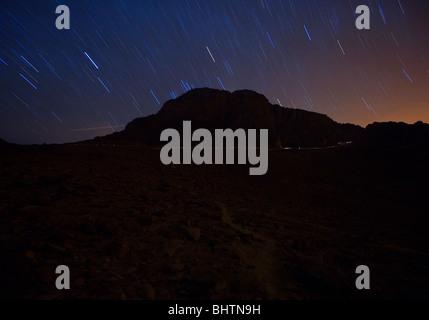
[[0, 138, 9, 147], [86, 88, 429, 149], [95, 88, 366, 148]]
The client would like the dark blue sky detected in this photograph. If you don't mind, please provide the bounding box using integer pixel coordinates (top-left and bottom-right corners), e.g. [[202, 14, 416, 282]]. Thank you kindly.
[[1, 0, 428, 144]]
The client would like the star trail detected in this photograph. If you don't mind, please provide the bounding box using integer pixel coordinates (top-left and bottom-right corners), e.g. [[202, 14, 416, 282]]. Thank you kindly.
[[0, 0, 428, 144]]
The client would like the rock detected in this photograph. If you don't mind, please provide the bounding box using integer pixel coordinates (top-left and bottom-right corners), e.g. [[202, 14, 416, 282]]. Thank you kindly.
[[37, 175, 62, 187], [164, 239, 184, 257], [110, 242, 130, 258], [170, 260, 185, 272], [138, 214, 153, 227], [154, 210, 166, 217], [95, 219, 116, 236], [37, 266, 54, 283], [292, 239, 307, 251], [34, 195, 51, 206], [76, 277, 86, 287], [211, 280, 228, 299], [26, 251, 36, 259], [84, 184, 97, 193], [142, 283, 156, 300], [47, 243, 66, 252], [186, 227, 201, 242], [296, 259, 347, 297], [17, 205, 42, 215]]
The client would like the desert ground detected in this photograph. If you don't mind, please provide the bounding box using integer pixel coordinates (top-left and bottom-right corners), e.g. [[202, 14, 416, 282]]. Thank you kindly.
[[1, 144, 428, 299]]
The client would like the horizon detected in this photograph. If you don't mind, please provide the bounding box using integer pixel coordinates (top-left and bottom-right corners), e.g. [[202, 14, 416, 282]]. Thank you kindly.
[[1, 1, 428, 144], [2, 87, 429, 145]]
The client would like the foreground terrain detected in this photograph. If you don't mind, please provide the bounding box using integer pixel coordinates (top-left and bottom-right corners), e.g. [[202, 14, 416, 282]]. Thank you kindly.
[[1, 144, 428, 299]]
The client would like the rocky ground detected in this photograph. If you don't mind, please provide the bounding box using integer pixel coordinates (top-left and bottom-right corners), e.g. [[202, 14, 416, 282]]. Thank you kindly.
[[0, 144, 428, 299]]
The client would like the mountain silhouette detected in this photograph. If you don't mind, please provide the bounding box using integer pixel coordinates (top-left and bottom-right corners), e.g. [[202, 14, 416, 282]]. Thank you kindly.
[[0, 138, 8, 147], [91, 88, 429, 149], [362, 121, 429, 149], [94, 88, 364, 147]]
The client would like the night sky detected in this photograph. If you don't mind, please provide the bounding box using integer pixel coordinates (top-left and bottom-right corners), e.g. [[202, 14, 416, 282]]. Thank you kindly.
[[0, 0, 428, 144]]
